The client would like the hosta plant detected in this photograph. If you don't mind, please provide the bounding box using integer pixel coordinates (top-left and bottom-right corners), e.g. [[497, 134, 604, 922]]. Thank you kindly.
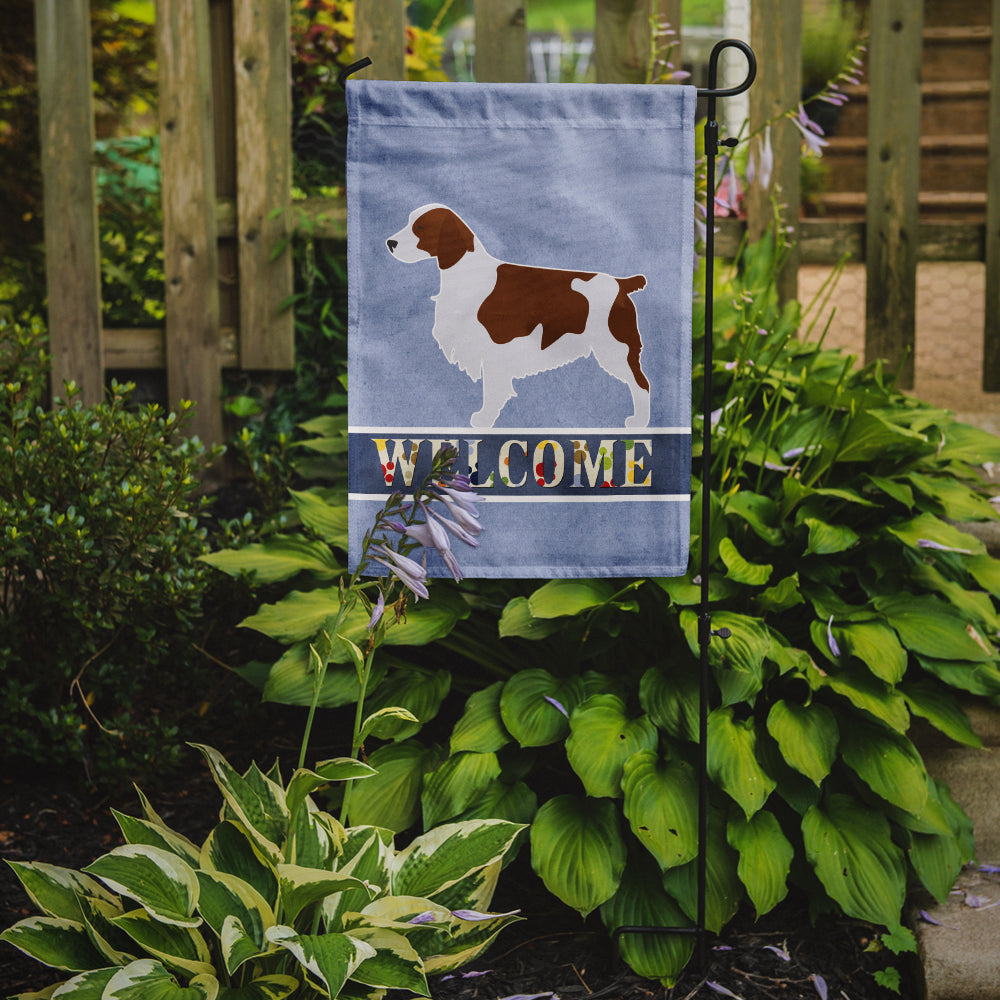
[[1, 743, 523, 999]]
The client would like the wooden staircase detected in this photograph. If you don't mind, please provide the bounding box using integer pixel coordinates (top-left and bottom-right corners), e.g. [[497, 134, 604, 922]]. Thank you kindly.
[[815, 0, 992, 221]]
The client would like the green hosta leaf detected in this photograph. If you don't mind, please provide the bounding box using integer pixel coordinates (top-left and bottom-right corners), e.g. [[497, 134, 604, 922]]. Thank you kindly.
[[866, 474, 914, 509], [499, 670, 584, 747], [111, 908, 214, 977], [639, 663, 699, 742], [277, 865, 374, 925], [527, 579, 616, 618], [707, 708, 776, 818], [901, 680, 982, 748], [655, 572, 737, 606], [802, 793, 906, 926], [910, 562, 1000, 632], [565, 695, 658, 798], [839, 718, 929, 816], [765, 700, 838, 786], [909, 827, 965, 905], [393, 820, 524, 900], [530, 795, 626, 917], [191, 746, 287, 863], [200, 535, 341, 583], [261, 643, 387, 709], [906, 472, 998, 522], [346, 926, 428, 994], [835, 410, 927, 463], [0, 916, 106, 971], [360, 706, 421, 742], [362, 667, 451, 740], [916, 655, 1000, 697], [755, 573, 804, 614], [195, 871, 273, 974], [112, 812, 201, 868], [809, 661, 910, 732], [727, 811, 793, 917], [661, 810, 741, 933], [724, 490, 784, 545], [966, 553, 1000, 597], [835, 621, 907, 684], [103, 959, 218, 1000], [265, 926, 375, 998], [599, 853, 694, 987], [718, 537, 772, 586], [935, 421, 1000, 464], [497, 596, 564, 639], [421, 751, 502, 828], [5, 862, 118, 923], [450, 682, 511, 754], [347, 740, 442, 832], [680, 610, 770, 706], [288, 488, 349, 547], [453, 779, 538, 827], [874, 594, 995, 662], [803, 517, 859, 556], [200, 822, 278, 910], [216, 975, 299, 1000], [621, 751, 698, 871], [886, 512, 985, 556], [84, 846, 200, 928]]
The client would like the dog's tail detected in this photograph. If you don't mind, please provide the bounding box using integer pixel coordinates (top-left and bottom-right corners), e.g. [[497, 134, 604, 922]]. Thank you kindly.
[[618, 274, 646, 296]]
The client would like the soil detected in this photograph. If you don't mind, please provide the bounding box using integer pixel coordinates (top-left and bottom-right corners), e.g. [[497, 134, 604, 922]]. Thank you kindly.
[[0, 736, 913, 1000]]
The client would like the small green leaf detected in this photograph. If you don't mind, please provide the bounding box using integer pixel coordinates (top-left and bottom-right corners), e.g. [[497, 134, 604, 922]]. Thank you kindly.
[[347, 740, 442, 832], [803, 517, 859, 556], [450, 682, 511, 754], [200, 536, 341, 584], [498, 597, 563, 639], [421, 751, 502, 828], [765, 700, 838, 786], [527, 579, 616, 618], [718, 537, 773, 586], [499, 670, 584, 747], [707, 708, 776, 819], [727, 811, 793, 917]]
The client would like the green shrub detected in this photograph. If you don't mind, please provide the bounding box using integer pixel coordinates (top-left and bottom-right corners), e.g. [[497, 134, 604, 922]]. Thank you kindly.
[[0, 317, 220, 783]]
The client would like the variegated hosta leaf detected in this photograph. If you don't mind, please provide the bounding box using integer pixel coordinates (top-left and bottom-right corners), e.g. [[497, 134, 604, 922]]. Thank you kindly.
[[621, 751, 699, 871], [727, 810, 793, 917], [424, 859, 501, 915], [344, 926, 429, 995], [661, 810, 742, 934], [599, 853, 694, 987], [102, 958, 218, 999], [83, 846, 200, 928], [46, 966, 118, 997], [838, 718, 929, 817], [450, 681, 511, 754], [765, 700, 838, 786], [77, 894, 136, 966], [347, 740, 443, 832], [276, 864, 375, 925], [288, 802, 343, 870], [499, 669, 585, 747], [214, 974, 299, 1000], [565, 695, 658, 798], [421, 751, 501, 829], [265, 926, 375, 998], [802, 793, 906, 926], [0, 916, 107, 971], [529, 795, 626, 917], [200, 822, 278, 910], [707, 707, 776, 819], [359, 666, 450, 743], [422, 907, 522, 975], [195, 871, 274, 973], [323, 829, 393, 931], [391, 820, 524, 901], [4, 862, 118, 922], [112, 811, 201, 868], [110, 908, 214, 978], [190, 745, 287, 863]]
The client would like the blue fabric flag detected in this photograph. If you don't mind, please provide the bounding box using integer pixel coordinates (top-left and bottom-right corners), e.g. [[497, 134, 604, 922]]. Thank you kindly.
[[347, 80, 696, 578]]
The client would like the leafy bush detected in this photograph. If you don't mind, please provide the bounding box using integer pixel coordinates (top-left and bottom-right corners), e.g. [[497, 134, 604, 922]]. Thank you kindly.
[[1, 743, 523, 998], [0, 317, 220, 783], [211, 233, 1000, 984]]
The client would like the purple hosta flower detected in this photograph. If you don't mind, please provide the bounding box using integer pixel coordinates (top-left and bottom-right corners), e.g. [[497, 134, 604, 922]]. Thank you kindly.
[[746, 124, 774, 190], [451, 908, 521, 921], [428, 504, 480, 547], [715, 156, 742, 215], [407, 911, 438, 925], [544, 695, 569, 718], [706, 982, 742, 999], [367, 591, 385, 631], [371, 544, 429, 600], [763, 944, 791, 962], [979, 864, 1000, 874], [812, 974, 828, 1000], [441, 970, 493, 982], [919, 909, 958, 929], [827, 615, 841, 657], [791, 104, 829, 156], [917, 538, 973, 555]]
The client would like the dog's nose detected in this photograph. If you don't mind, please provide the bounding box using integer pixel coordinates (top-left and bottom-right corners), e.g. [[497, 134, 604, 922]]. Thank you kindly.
[[386, 239, 398, 253]]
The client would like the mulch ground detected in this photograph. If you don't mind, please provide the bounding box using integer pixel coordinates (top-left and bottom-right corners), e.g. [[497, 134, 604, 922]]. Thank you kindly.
[[1, 739, 913, 1000]]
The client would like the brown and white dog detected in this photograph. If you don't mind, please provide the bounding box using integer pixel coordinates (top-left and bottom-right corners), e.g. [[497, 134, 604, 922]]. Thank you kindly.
[[386, 204, 651, 428]]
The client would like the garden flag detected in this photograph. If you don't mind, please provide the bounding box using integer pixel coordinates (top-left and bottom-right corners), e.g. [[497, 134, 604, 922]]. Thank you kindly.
[[346, 79, 696, 578]]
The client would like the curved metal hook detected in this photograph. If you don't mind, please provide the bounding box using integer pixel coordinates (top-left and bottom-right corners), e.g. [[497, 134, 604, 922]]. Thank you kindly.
[[696, 39, 756, 98], [337, 56, 373, 90]]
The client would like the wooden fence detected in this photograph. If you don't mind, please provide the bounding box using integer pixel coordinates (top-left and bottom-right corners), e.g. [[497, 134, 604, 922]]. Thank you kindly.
[[33, 0, 1000, 445]]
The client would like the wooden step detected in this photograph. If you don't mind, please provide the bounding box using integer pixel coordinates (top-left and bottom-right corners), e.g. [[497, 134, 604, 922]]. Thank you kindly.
[[813, 190, 987, 222], [922, 25, 992, 82]]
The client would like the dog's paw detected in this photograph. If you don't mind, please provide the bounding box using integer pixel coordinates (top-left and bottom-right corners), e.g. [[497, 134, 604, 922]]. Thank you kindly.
[[625, 414, 649, 429], [470, 409, 498, 428]]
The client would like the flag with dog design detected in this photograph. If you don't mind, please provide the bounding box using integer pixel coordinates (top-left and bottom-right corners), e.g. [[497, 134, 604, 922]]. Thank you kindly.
[[347, 79, 696, 578]]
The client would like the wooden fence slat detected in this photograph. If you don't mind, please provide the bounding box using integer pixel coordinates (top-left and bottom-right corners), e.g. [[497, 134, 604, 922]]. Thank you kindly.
[[473, 0, 527, 83], [864, 0, 923, 389], [157, 0, 223, 445], [233, 0, 294, 369], [983, 0, 1000, 389], [34, 0, 103, 405], [747, 0, 801, 305], [594, 0, 654, 84], [354, 0, 407, 81]]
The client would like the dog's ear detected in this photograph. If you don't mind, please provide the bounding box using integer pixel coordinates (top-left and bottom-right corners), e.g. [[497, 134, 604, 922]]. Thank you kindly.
[[416, 209, 474, 269]]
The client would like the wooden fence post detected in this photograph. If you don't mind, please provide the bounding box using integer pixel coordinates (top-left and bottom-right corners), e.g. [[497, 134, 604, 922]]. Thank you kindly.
[[474, 0, 527, 83], [34, 0, 104, 405], [354, 0, 407, 80], [865, 0, 923, 389], [157, 0, 223, 445], [233, 0, 294, 369], [746, 0, 801, 305], [594, 0, 653, 84], [983, 0, 1000, 390]]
